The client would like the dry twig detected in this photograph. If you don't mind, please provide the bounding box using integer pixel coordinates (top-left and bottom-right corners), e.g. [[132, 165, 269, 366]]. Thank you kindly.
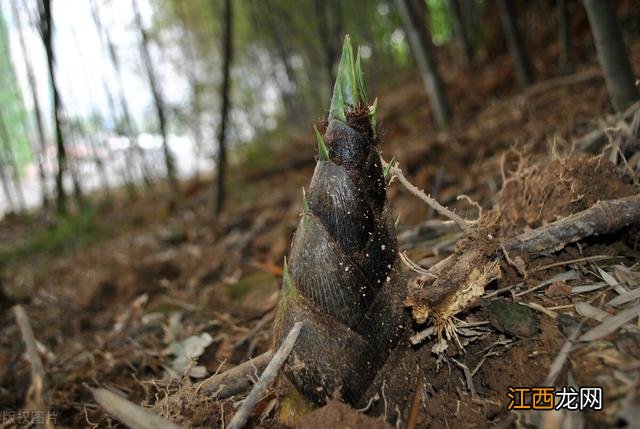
[[197, 350, 273, 397], [227, 321, 302, 429], [91, 387, 182, 429], [13, 305, 54, 429], [580, 303, 640, 342], [544, 323, 583, 385]]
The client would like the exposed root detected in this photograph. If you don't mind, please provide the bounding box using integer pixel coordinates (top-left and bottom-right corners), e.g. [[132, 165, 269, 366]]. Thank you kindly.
[[382, 157, 476, 235], [399, 251, 436, 277], [456, 194, 483, 222]]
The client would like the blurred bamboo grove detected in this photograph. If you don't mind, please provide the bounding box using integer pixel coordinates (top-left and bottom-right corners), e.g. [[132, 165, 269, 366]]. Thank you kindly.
[[0, 0, 637, 216]]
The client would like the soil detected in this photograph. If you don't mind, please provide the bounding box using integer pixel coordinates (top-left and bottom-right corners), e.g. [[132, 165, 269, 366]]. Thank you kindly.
[[1, 9, 640, 429], [496, 154, 637, 236]]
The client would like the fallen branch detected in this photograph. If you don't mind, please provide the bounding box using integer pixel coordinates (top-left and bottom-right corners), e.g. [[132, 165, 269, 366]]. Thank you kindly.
[[13, 305, 53, 429], [227, 321, 302, 429], [155, 350, 274, 413], [197, 350, 273, 397], [407, 194, 640, 327], [505, 194, 640, 254], [91, 387, 182, 429]]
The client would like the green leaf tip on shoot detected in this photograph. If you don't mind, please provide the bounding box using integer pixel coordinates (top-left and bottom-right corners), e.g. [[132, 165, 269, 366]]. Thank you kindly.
[[302, 187, 309, 215], [329, 35, 368, 122], [355, 47, 367, 104], [368, 98, 378, 139], [315, 125, 330, 161], [281, 256, 297, 303], [395, 214, 401, 229], [383, 157, 396, 182]]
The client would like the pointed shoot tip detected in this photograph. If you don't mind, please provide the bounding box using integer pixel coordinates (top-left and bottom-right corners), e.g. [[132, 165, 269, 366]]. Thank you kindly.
[[328, 34, 367, 122], [315, 126, 330, 161]]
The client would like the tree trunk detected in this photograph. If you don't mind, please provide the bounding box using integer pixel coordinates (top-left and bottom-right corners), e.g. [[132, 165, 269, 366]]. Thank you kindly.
[[557, 0, 572, 72], [175, 1, 204, 182], [12, 0, 49, 208], [0, 150, 15, 214], [68, 28, 111, 198], [132, 0, 178, 196], [39, 0, 67, 214], [395, 0, 451, 129], [189, 79, 204, 181], [214, 0, 233, 217], [447, 0, 473, 67], [90, 0, 152, 189], [67, 150, 84, 206], [248, 0, 306, 125], [87, 128, 110, 196], [583, 0, 639, 113], [102, 79, 137, 195], [0, 109, 26, 211], [497, 0, 534, 86]]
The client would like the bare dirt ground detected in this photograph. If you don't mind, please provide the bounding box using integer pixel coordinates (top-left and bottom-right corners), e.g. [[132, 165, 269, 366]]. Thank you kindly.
[[1, 19, 640, 429]]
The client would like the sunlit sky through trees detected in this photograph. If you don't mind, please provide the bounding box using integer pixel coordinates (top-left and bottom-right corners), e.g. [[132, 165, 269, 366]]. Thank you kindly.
[[0, 0, 454, 215], [4, 0, 186, 131]]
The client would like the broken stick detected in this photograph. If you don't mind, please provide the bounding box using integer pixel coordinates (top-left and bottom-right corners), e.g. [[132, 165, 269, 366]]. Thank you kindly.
[[13, 305, 53, 429], [227, 321, 302, 429], [91, 387, 182, 429], [156, 350, 274, 413], [506, 194, 640, 254], [14, 305, 46, 390], [197, 350, 273, 397]]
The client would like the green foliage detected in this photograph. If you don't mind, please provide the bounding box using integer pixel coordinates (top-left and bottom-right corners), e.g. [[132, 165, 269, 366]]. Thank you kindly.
[[0, 205, 104, 268], [151, 0, 417, 142], [426, 0, 453, 45], [0, 6, 32, 175], [314, 125, 329, 161], [280, 256, 297, 305]]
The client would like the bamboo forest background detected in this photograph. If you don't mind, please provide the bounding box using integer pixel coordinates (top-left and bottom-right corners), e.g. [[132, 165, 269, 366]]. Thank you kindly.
[[0, 0, 480, 215], [0, 0, 638, 217]]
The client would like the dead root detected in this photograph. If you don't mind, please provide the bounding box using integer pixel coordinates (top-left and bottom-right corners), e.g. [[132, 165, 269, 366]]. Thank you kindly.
[[382, 157, 477, 235], [406, 192, 640, 339]]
